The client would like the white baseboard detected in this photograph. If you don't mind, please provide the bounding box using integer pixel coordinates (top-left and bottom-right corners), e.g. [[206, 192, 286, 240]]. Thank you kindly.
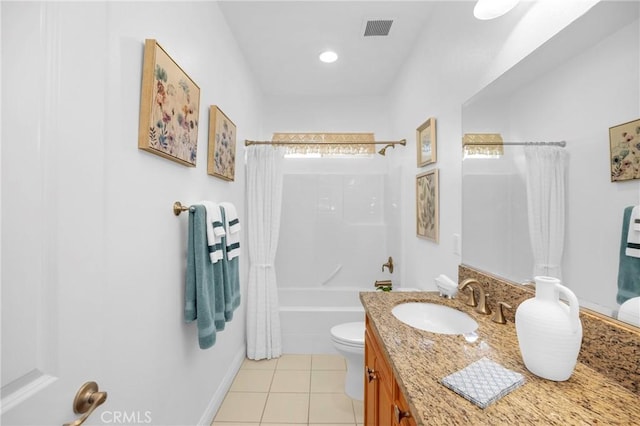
[[198, 345, 246, 425]]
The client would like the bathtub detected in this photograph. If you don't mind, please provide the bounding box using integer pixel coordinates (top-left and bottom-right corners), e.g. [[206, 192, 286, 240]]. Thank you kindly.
[[278, 287, 371, 354]]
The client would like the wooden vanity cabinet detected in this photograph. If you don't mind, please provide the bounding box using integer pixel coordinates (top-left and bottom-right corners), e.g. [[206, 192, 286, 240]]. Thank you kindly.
[[365, 316, 417, 426]]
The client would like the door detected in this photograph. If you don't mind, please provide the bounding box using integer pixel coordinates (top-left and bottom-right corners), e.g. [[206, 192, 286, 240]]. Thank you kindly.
[[1, 2, 108, 424]]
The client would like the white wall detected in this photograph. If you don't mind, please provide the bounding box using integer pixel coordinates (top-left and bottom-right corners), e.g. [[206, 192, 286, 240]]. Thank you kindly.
[[388, 0, 601, 290], [2, 1, 261, 424], [262, 94, 391, 138]]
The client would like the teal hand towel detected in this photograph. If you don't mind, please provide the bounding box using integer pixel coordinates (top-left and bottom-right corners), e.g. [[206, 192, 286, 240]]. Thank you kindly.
[[617, 206, 640, 304], [441, 357, 525, 409], [184, 205, 226, 350]]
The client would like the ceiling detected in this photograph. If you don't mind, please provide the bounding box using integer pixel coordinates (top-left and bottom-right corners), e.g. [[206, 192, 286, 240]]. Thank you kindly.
[[218, 1, 440, 97]]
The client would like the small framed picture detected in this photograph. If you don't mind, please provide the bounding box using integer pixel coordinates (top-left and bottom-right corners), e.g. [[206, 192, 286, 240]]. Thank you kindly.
[[138, 39, 200, 166], [416, 169, 439, 242], [609, 118, 640, 182], [417, 117, 437, 167], [207, 106, 237, 181]]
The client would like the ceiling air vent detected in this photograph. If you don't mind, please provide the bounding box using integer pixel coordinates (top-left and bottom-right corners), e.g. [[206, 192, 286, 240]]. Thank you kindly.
[[363, 19, 393, 37]]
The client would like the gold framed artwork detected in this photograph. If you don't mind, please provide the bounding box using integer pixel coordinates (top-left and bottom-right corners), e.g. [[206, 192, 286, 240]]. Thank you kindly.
[[416, 169, 439, 242], [609, 118, 640, 182], [138, 39, 200, 167], [207, 106, 237, 181], [417, 117, 437, 167]]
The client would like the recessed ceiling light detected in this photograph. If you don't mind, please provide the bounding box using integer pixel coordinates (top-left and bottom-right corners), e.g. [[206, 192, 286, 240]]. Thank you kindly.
[[319, 50, 338, 63], [474, 0, 520, 20]]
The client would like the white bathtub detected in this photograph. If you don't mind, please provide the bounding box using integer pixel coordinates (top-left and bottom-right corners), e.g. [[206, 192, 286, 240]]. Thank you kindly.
[[278, 287, 370, 354]]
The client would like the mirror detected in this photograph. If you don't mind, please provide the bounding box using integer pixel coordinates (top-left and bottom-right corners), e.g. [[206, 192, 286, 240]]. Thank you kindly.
[[462, 1, 640, 324]]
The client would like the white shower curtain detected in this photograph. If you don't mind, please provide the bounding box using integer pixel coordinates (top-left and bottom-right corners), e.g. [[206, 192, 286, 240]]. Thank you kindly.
[[524, 145, 568, 279], [246, 145, 285, 360]]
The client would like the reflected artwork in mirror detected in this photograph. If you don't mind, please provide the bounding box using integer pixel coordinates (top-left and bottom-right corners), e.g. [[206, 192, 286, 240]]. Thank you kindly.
[[461, 1, 640, 325]]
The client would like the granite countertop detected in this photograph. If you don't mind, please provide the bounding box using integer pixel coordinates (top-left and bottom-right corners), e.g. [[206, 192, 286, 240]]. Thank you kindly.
[[360, 291, 640, 425]]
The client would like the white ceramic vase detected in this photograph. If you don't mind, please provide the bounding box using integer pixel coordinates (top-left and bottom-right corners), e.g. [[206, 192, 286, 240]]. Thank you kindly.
[[515, 276, 583, 381]]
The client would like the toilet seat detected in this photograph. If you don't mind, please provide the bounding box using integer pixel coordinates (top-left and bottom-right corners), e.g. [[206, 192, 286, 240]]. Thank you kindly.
[[330, 322, 365, 347]]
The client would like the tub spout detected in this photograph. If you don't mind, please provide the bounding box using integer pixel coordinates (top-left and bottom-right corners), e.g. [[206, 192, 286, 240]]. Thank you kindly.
[[381, 256, 394, 274]]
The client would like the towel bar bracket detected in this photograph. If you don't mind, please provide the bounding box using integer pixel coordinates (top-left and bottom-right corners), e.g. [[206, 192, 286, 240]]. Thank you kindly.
[[173, 201, 190, 216]]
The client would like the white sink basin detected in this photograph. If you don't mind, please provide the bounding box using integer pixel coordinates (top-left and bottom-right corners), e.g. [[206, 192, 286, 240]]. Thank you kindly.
[[391, 302, 478, 335]]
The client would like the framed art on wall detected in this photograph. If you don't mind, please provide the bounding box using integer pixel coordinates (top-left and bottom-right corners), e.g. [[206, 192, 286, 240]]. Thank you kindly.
[[416, 169, 439, 242], [138, 39, 200, 167], [609, 118, 640, 182], [208, 106, 237, 181], [417, 117, 437, 167]]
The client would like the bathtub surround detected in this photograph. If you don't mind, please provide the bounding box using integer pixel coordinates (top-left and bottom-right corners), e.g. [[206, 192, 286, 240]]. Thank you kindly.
[[246, 146, 285, 360], [275, 162, 396, 290], [279, 287, 367, 354]]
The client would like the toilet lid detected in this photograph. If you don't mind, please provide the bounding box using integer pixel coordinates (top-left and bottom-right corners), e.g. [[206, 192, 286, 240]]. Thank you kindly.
[[331, 322, 365, 345]]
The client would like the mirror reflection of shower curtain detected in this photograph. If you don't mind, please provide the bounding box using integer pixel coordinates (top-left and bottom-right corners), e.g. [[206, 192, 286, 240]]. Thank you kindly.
[[524, 145, 568, 279], [246, 145, 285, 360]]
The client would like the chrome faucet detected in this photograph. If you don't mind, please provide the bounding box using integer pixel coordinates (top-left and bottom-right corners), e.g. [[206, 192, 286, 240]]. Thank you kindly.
[[381, 256, 394, 274], [458, 278, 492, 315]]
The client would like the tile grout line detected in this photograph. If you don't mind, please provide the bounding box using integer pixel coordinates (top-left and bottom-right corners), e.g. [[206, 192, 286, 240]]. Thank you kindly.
[[260, 365, 277, 425]]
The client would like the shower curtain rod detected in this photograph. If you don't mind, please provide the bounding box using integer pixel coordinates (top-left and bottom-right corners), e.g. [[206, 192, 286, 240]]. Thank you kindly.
[[465, 141, 567, 147], [244, 139, 407, 146]]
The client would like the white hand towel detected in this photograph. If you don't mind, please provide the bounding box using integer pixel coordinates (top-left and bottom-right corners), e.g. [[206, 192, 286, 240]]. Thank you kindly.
[[220, 202, 241, 260], [201, 201, 225, 263], [626, 206, 640, 258]]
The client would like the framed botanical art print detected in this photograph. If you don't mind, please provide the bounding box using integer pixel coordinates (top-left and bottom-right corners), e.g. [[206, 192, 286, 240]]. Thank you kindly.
[[208, 106, 237, 181], [417, 117, 437, 167], [138, 39, 200, 166], [416, 169, 439, 242], [609, 118, 640, 182]]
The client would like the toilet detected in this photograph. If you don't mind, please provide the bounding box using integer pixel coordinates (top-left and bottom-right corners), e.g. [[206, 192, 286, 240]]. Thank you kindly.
[[618, 297, 640, 326], [330, 321, 365, 400]]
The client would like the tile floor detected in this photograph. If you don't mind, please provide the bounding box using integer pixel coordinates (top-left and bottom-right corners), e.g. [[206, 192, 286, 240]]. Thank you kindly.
[[212, 354, 364, 426]]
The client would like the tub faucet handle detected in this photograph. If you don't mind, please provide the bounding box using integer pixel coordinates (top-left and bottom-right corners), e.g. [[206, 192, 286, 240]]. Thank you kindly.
[[382, 256, 394, 274]]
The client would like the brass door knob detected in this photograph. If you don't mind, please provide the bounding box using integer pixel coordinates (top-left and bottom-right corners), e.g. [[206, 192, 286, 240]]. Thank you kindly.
[[63, 381, 107, 426]]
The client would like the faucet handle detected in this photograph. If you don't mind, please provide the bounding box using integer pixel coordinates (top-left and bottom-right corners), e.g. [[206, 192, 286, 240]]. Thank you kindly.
[[476, 292, 492, 315], [492, 301, 512, 324]]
